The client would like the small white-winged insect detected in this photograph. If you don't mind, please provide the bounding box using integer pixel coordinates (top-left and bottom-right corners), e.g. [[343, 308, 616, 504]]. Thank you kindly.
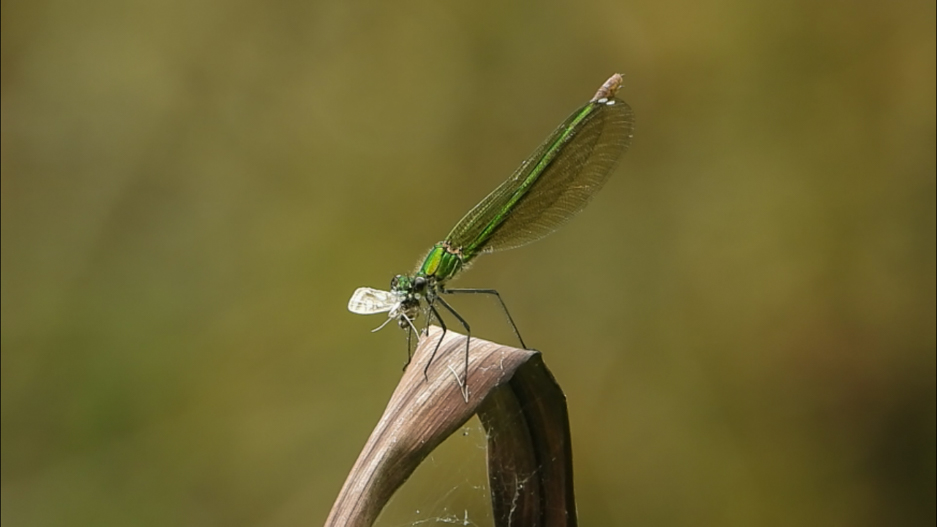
[[348, 287, 402, 315], [348, 286, 422, 334]]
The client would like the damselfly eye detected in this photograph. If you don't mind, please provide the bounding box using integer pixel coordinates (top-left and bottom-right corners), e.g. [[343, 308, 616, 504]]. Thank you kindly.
[[413, 276, 427, 291]]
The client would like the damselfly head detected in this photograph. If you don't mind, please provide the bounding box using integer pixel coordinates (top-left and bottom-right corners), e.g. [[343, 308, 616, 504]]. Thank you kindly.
[[390, 274, 408, 291], [391, 274, 430, 297]]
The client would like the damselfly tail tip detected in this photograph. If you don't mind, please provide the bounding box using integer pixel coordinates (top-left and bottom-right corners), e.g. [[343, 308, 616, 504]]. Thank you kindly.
[[591, 73, 624, 102]]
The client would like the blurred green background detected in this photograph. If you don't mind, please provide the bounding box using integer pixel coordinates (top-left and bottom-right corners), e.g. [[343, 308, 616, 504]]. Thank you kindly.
[[2, 0, 934, 525]]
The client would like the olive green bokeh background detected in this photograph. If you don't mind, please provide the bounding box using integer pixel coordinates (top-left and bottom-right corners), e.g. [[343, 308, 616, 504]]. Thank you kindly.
[[2, 1, 934, 525]]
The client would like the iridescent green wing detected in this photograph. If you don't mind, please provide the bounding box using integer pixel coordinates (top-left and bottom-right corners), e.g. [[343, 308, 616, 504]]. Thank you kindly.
[[445, 74, 635, 262]]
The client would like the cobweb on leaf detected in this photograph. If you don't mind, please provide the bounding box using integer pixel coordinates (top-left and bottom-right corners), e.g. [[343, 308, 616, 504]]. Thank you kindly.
[[373, 416, 493, 527]]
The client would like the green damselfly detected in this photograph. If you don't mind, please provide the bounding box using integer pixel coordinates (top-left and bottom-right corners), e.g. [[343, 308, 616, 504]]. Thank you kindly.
[[349, 73, 634, 394]]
